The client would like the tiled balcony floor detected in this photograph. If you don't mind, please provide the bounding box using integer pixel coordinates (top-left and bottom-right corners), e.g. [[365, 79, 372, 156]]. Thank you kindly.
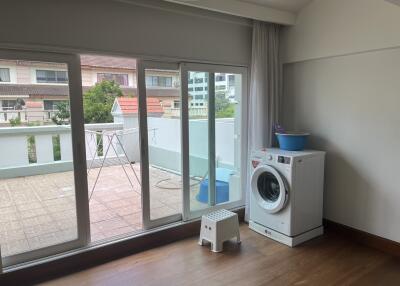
[[0, 164, 205, 258]]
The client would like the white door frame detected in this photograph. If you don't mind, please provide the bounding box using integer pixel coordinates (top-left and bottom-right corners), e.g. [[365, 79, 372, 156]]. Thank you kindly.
[[137, 60, 183, 229], [0, 49, 90, 267], [180, 62, 248, 221]]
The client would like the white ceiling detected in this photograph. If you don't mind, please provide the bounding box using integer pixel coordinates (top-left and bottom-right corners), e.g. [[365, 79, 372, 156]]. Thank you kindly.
[[240, 0, 312, 13], [164, 0, 312, 25]]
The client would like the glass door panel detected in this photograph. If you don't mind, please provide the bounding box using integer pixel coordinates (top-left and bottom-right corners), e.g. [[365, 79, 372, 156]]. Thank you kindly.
[[137, 61, 182, 229], [187, 71, 211, 212], [0, 50, 89, 267], [181, 63, 247, 221], [79, 54, 142, 244], [214, 73, 242, 205]]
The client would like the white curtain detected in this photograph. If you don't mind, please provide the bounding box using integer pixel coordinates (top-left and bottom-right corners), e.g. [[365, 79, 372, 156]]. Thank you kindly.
[[245, 21, 281, 221]]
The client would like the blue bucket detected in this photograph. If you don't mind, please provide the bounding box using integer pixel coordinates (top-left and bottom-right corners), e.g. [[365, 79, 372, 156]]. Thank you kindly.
[[197, 179, 229, 204], [276, 132, 310, 151]]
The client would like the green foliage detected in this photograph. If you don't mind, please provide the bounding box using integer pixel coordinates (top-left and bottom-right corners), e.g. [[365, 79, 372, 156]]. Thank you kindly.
[[27, 121, 41, 127], [9, 117, 22, 126], [216, 104, 235, 118], [52, 135, 61, 161], [96, 133, 104, 156], [27, 135, 37, 163], [83, 80, 123, 123], [52, 101, 70, 125], [215, 93, 235, 118]]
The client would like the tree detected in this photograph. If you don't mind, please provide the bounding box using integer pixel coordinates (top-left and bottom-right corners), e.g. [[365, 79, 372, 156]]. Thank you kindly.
[[52, 101, 70, 125], [83, 80, 123, 123], [215, 93, 235, 118], [9, 117, 22, 126]]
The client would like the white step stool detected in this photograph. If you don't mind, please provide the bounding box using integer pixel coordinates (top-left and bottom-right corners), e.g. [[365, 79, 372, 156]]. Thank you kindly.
[[198, 209, 241, 252]]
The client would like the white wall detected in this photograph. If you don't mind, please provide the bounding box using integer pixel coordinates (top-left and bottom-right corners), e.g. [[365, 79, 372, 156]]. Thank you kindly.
[[281, 0, 400, 64], [281, 0, 400, 242], [0, 0, 251, 66]]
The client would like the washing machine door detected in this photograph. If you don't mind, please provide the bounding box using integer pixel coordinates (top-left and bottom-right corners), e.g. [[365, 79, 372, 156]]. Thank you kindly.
[[251, 165, 288, 214]]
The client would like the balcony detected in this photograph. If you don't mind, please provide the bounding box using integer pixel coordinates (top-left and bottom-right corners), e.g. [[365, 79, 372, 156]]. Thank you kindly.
[[0, 118, 236, 257]]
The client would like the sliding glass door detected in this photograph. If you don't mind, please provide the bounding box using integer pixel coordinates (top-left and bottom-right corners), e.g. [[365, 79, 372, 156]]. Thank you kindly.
[[138, 61, 247, 227], [0, 50, 89, 267], [181, 63, 247, 220], [0, 51, 246, 266], [137, 60, 183, 229]]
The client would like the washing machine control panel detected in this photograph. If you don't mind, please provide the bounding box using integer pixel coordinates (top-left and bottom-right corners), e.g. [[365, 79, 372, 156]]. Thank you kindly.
[[277, 156, 291, 164]]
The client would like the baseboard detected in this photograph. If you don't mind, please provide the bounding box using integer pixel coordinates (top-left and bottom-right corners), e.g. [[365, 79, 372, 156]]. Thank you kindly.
[[324, 219, 400, 258], [249, 220, 323, 247], [0, 208, 245, 286]]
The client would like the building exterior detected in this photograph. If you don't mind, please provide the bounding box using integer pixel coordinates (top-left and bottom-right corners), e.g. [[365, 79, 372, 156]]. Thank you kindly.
[[188, 72, 239, 107], [0, 55, 184, 124], [0, 55, 239, 125]]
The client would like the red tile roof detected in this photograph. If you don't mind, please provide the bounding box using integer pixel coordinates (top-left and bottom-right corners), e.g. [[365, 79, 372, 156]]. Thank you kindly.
[[80, 55, 136, 70], [117, 97, 163, 115]]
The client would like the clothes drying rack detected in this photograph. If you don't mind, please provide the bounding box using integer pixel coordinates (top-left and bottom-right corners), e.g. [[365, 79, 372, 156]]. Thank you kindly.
[[85, 128, 142, 201]]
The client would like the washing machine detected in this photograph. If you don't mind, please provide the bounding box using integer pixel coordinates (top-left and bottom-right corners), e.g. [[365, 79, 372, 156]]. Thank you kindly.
[[249, 148, 325, 246]]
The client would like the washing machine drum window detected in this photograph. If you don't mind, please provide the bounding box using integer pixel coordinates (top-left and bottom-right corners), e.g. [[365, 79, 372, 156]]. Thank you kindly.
[[257, 172, 281, 203], [251, 165, 288, 213]]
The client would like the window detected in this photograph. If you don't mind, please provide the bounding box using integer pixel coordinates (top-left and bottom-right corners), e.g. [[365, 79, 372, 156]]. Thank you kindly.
[[36, 70, 68, 83], [173, 100, 180, 108], [97, 73, 129, 86], [228, 75, 235, 86], [145, 76, 172, 87], [195, 87, 203, 91], [2, 100, 16, 110], [44, 100, 66, 110], [215, 74, 225, 82], [188, 87, 193, 91], [0, 68, 10, 82], [194, 78, 203, 83], [215, 85, 226, 91], [194, 94, 203, 100]]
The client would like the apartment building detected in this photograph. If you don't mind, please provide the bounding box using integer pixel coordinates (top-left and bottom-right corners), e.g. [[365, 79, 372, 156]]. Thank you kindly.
[[188, 72, 239, 107]]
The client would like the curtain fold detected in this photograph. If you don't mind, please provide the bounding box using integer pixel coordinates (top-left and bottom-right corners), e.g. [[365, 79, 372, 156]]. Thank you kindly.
[[245, 21, 281, 221]]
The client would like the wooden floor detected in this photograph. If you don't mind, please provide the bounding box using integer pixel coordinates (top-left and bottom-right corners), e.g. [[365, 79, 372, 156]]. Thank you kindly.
[[40, 224, 400, 286]]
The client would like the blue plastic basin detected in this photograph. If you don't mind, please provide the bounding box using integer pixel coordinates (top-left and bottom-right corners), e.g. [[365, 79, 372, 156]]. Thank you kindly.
[[276, 132, 310, 151], [197, 180, 229, 204]]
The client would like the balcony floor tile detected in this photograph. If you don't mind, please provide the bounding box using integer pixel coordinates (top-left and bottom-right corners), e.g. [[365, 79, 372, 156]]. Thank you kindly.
[[0, 164, 208, 258]]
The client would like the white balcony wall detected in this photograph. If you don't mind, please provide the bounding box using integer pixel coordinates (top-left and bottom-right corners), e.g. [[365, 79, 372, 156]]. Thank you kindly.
[[0, 135, 29, 168], [147, 117, 235, 175], [35, 134, 54, 164], [0, 119, 236, 179], [60, 133, 73, 161]]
